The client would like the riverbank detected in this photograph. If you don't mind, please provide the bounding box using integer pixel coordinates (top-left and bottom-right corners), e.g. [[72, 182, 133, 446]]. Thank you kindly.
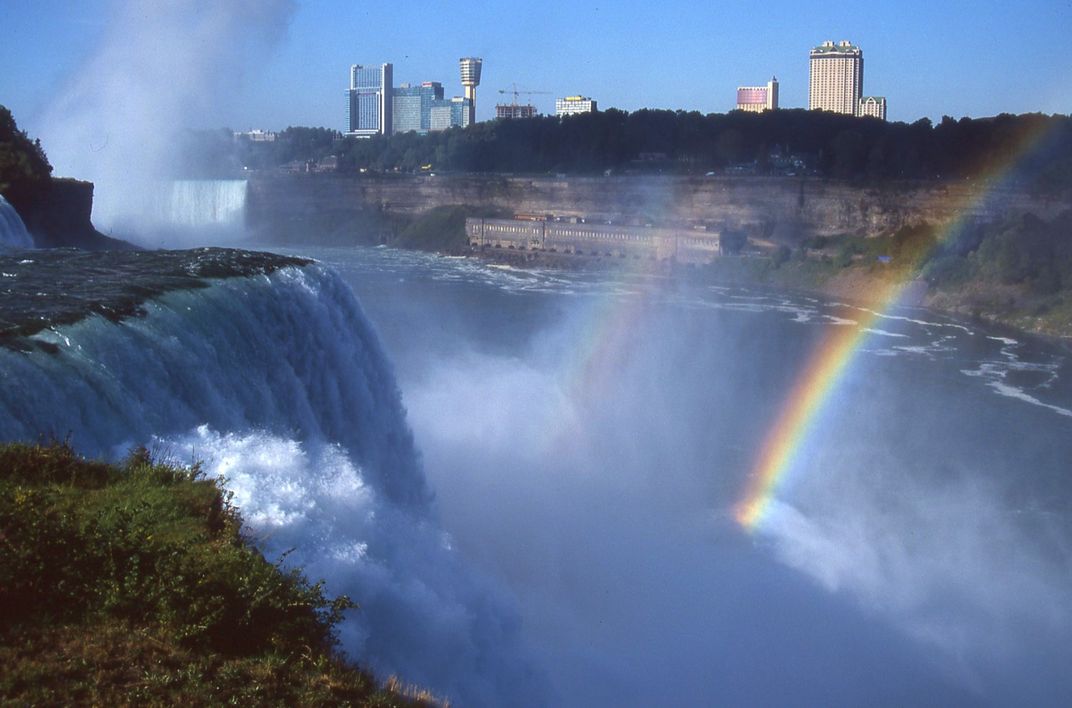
[[247, 173, 1070, 248], [242, 169, 1072, 339], [467, 243, 1072, 343], [0, 442, 437, 706]]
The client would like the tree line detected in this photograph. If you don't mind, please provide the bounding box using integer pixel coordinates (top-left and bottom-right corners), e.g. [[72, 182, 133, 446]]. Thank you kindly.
[[225, 109, 1072, 190], [0, 106, 53, 203], [7, 101, 1071, 191]]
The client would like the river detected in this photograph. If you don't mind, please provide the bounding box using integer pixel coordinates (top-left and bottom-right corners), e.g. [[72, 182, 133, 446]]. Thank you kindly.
[[2, 240, 1068, 704], [270, 244, 1072, 706]]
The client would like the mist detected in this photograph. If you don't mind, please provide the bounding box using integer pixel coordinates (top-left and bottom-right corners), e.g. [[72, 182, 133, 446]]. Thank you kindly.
[[358, 269, 1072, 705], [38, 0, 293, 245]]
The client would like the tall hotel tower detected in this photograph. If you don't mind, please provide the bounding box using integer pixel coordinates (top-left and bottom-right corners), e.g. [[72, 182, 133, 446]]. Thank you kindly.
[[808, 40, 863, 116], [459, 57, 482, 126], [347, 63, 393, 137]]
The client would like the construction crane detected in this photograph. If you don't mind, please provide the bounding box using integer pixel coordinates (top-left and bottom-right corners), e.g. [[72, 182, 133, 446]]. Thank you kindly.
[[497, 84, 551, 107]]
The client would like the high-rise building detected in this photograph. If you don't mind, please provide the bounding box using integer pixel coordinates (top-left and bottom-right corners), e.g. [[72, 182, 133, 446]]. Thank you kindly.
[[430, 97, 472, 131], [346, 63, 393, 137], [857, 95, 887, 120], [496, 103, 537, 119], [736, 77, 779, 112], [555, 96, 598, 116], [809, 40, 863, 116], [392, 81, 444, 134], [459, 57, 482, 126]]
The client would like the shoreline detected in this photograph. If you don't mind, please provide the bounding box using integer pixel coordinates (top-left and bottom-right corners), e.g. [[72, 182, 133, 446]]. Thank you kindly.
[[461, 245, 1072, 349]]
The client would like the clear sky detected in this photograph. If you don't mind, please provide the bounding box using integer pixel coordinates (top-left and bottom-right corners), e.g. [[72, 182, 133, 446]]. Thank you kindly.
[[2, 0, 1070, 135]]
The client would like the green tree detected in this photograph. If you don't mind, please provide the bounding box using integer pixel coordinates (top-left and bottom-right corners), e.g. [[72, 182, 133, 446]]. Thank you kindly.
[[0, 105, 53, 197]]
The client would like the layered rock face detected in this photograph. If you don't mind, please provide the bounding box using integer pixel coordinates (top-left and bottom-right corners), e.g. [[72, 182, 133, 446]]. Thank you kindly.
[[247, 173, 1068, 245], [7, 178, 134, 250]]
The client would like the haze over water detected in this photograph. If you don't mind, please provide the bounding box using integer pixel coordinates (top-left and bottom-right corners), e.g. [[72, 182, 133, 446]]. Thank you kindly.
[[5, 1, 1072, 702], [276, 244, 1072, 705]]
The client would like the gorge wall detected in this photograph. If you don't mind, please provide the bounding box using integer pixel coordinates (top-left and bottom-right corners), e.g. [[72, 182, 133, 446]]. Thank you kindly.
[[6, 178, 134, 250], [246, 173, 1069, 246]]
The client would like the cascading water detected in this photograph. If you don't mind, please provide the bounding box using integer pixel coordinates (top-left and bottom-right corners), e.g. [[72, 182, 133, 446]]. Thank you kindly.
[[0, 260, 542, 706], [94, 179, 249, 247], [0, 195, 34, 249], [163, 180, 247, 228]]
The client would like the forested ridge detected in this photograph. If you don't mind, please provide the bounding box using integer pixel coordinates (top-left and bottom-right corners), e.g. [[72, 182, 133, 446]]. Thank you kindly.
[[204, 109, 1072, 189]]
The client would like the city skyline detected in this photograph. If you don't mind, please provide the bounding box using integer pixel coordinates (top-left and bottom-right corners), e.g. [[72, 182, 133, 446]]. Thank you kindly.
[[2, 0, 1070, 138]]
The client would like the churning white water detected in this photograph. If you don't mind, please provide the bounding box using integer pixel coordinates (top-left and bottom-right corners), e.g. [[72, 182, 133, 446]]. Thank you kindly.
[[0, 195, 34, 249]]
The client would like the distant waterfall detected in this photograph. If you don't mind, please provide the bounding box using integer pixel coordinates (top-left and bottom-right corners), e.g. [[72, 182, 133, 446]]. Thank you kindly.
[[163, 179, 247, 228], [0, 195, 34, 249], [96, 179, 249, 247]]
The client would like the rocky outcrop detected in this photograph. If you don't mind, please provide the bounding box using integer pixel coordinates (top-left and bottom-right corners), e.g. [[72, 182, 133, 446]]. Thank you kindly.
[[7, 178, 134, 251]]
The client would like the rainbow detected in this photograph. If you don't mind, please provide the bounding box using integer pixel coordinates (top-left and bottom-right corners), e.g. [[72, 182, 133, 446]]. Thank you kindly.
[[735, 118, 1062, 532]]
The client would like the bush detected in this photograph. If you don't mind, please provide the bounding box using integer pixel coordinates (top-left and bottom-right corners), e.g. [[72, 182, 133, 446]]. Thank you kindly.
[[0, 105, 52, 198], [0, 442, 440, 705]]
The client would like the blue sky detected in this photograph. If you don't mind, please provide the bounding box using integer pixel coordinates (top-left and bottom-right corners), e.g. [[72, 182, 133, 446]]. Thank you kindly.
[[2, 0, 1070, 135]]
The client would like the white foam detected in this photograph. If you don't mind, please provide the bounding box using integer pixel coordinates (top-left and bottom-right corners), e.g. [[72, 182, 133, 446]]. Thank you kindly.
[[158, 427, 543, 706], [962, 361, 1072, 418], [863, 328, 910, 338]]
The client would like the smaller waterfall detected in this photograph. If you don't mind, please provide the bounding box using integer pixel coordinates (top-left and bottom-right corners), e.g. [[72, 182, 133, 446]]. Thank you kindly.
[[93, 179, 249, 248], [163, 180, 247, 228], [0, 195, 34, 249]]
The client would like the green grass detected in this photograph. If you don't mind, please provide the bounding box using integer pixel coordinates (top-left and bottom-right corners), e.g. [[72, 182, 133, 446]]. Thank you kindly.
[[393, 204, 509, 252], [0, 442, 439, 706]]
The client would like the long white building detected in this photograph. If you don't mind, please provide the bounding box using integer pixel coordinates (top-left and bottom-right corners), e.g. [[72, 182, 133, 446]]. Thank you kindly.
[[555, 96, 598, 116]]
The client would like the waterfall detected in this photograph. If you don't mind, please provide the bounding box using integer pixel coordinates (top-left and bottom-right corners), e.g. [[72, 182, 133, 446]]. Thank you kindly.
[[0, 195, 34, 249], [0, 261, 540, 706], [163, 179, 247, 228]]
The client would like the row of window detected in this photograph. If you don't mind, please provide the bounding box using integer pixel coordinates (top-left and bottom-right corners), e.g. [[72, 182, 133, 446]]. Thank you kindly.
[[477, 222, 722, 242]]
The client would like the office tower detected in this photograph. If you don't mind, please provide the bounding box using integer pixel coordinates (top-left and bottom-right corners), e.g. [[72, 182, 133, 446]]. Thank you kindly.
[[555, 96, 598, 116], [809, 40, 862, 115], [346, 63, 393, 137], [857, 95, 887, 120], [392, 81, 445, 134], [736, 77, 779, 112], [459, 57, 482, 126], [429, 97, 472, 131]]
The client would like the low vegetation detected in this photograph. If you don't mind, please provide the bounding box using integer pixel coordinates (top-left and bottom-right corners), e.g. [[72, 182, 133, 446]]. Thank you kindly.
[[0, 105, 53, 205], [0, 442, 438, 706], [393, 204, 509, 252], [740, 210, 1072, 335]]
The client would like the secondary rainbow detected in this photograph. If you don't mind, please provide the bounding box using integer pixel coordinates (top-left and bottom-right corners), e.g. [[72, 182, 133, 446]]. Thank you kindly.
[[735, 120, 1060, 532]]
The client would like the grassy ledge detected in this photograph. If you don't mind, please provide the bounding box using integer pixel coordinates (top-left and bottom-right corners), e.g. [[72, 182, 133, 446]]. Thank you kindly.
[[0, 442, 439, 707]]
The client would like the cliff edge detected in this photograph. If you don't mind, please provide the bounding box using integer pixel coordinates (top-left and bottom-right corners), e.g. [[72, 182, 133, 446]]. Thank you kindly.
[[1, 104, 135, 251], [6, 178, 135, 250]]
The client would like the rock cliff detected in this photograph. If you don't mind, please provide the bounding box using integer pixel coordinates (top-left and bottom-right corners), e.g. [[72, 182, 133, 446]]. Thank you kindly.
[[7, 178, 134, 250], [247, 173, 1068, 245]]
